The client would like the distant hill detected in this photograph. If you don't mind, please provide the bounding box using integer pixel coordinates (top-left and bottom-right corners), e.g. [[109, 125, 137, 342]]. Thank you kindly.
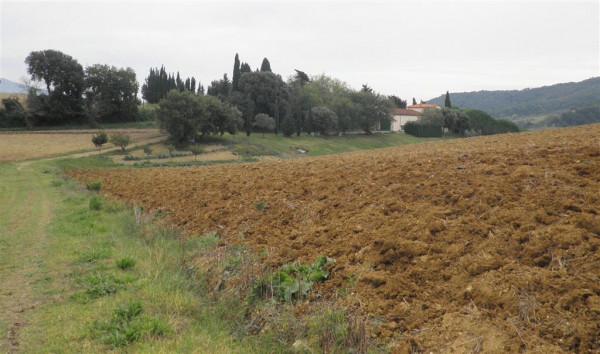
[[0, 78, 28, 94], [428, 77, 600, 121]]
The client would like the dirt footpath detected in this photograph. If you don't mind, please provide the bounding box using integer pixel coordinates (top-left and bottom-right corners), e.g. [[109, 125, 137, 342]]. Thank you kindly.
[[71, 125, 600, 352]]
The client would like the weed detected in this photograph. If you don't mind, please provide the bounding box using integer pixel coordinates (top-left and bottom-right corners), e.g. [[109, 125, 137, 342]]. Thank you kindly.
[[91, 301, 171, 348], [116, 257, 136, 270], [50, 180, 63, 187], [80, 273, 125, 299], [89, 196, 103, 211], [86, 181, 102, 192], [255, 201, 269, 212], [307, 309, 369, 354], [253, 256, 334, 302]]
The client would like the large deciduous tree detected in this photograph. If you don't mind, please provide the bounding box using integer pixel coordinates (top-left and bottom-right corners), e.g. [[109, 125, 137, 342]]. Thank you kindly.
[[25, 49, 85, 125], [238, 71, 288, 134], [85, 65, 139, 123]]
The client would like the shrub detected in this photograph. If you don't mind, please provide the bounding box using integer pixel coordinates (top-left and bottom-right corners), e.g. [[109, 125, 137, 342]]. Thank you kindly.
[[86, 181, 102, 192], [189, 145, 204, 160], [110, 134, 131, 152], [92, 132, 108, 150], [116, 257, 136, 270], [143, 145, 153, 156], [404, 121, 443, 137], [89, 196, 103, 211], [253, 256, 334, 302]]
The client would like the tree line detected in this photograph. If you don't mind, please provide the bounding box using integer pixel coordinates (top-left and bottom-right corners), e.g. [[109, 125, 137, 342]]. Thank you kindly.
[[156, 53, 399, 144], [0, 50, 141, 128]]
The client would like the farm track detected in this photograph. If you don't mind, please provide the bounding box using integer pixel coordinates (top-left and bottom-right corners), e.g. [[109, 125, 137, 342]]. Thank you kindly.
[[71, 125, 600, 352], [0, 165, 54, 353]]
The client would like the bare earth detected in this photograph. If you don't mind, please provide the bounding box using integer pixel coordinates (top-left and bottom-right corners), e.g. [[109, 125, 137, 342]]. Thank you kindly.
[[71, 125, 600, 352]]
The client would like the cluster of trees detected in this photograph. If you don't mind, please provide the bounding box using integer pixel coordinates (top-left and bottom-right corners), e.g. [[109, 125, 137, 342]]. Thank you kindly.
[[405, 104, 519, 138], [0, 50, 141, 128], [141, 66, 203, 103], [157, 90, 241, 144], [156, 53, 395, 142], [24, 50, 140, 126]]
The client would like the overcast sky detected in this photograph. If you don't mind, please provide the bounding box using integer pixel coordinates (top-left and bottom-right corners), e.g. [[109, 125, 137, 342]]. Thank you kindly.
[[1, 0, 598, 99]]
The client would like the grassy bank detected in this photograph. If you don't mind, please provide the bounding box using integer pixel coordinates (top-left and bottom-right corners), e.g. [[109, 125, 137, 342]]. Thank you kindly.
[[214, 132, 436, 157], [0, 162, 283, 353]]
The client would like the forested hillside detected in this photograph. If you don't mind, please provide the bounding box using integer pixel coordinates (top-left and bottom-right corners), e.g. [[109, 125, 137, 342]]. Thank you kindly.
[[428, 77, 600, 120]]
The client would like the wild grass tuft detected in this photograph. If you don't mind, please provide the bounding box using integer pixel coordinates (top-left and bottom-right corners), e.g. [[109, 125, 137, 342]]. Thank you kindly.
[[91, 301, 171, 348], [86, 181, 102, 192], [116, 257, 136, 270], [89, 196, 103, 211]]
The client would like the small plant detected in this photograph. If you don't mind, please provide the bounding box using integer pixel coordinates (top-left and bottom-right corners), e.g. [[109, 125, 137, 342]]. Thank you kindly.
[[81, 273, 124, 299], [92, 132, 108, 150], [50, 180, 63, 187], [91, 301, 171, 348], [116, 257, 136, 270], [253, 256, 334, 302], [86, 181, 102, 192], [89, 196, 103, 211], [189, 145, 203, 160], [143, 145, 153, 156], [110, 133, 131, 152], [255, 201, 269, 212]]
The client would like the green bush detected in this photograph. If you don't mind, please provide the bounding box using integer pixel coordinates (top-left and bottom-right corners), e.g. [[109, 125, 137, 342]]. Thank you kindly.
[[86, 181, 102, 192], [89, 196, 103, 211], [116, 257, 136, 270], [110, 134, 131, 152], [253, 256, 334, 302], [404, 121, 443, 137], [92, 132, 109, 149]]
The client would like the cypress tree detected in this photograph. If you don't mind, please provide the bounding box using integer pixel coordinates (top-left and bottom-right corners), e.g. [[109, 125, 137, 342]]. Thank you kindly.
[[232, 53, 241, 91], [176, 72, 184, 91], [444, 91, 452, 108], [240, 62, 251, 74], [197, 82, 204, 95], [190, 77, 196, 93], [412, 97, 417, 105], [260, 58, 272, 72], [185, 78, 191, 91]]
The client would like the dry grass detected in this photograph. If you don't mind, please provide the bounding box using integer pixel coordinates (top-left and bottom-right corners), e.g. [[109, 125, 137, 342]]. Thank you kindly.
[[0, 129, 161, 162]]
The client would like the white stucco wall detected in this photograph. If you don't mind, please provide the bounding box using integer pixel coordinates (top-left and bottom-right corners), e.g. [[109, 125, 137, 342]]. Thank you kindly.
[[391, 115, 420, 132]]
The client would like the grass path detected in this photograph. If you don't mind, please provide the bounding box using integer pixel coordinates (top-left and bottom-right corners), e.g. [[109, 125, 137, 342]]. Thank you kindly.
[[0, 164, 54, 353], [0, 162, 278, 353]]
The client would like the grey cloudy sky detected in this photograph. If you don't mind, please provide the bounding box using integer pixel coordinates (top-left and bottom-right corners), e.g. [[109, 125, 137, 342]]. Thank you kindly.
[[1, 0, 598, 99]]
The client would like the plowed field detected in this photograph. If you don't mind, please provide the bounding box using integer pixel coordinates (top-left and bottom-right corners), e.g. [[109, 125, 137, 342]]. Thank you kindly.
[[71, 125, 600, 352]]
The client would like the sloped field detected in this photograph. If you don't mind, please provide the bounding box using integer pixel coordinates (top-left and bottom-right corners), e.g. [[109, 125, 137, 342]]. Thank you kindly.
[[0, 129, 162, 161], [71, 125, 600, 352]]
